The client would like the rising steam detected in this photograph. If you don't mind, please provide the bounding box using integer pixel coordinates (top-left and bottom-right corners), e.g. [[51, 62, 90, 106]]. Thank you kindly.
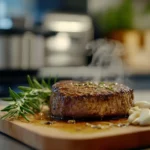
[[86, 39, 126, 83]]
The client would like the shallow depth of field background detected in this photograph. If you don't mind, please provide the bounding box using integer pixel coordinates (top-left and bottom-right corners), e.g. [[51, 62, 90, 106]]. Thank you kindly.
[[0, 0, 150, 97]]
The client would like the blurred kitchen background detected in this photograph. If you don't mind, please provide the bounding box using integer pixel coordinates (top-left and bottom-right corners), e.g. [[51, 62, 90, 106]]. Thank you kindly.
[[0, 0, 150, 97]]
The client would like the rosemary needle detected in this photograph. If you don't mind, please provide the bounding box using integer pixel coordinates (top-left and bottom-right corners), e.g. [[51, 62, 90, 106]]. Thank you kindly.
[[1, 75, 53, 121]]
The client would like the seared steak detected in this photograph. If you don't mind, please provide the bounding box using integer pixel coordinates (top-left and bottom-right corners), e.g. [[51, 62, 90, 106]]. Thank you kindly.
[[50, 80, 134, 120]]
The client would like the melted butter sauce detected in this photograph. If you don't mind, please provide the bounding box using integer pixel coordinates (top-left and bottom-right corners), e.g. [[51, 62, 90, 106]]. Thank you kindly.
[[19, 111, 129, 134]]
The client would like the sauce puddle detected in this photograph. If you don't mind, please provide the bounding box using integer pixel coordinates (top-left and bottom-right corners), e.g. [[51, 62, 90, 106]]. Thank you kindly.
[[19, 110, 129, 134]]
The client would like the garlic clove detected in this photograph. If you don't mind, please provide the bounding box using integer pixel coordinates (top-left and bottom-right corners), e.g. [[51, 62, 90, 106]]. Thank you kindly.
[[129, 109, 134, 115], [132, 106, 141, 111], [139, 109, 150, 126], [129, 106, 141, 114], [128, 111, 140, 123], [135, 101, 150, 109], [132, 117, 139, 125]]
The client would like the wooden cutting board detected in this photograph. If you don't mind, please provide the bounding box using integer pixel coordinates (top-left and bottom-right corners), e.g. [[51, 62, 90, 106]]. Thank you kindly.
[[0, 104, 150, 150]]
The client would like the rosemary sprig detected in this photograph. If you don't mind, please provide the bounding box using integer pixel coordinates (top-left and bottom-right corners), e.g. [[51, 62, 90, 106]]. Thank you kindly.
[[1, 75, 54, 121]]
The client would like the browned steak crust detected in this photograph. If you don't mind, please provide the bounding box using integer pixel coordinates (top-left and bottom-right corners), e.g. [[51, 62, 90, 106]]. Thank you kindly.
[[50, 80, 134, 120]]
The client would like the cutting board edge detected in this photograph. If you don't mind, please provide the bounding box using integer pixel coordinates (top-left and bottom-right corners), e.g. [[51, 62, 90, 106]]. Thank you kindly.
[[1, 120, 150, 150]]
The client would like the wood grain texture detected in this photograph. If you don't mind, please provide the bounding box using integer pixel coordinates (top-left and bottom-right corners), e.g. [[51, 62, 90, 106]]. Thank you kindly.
[[0, 117, 150, 150]]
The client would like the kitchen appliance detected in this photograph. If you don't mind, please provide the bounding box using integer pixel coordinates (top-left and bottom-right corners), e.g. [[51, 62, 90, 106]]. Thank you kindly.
[[0, 28, 44, 70], [0, 29, 23, 69], [43, 12, 94, 66]]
